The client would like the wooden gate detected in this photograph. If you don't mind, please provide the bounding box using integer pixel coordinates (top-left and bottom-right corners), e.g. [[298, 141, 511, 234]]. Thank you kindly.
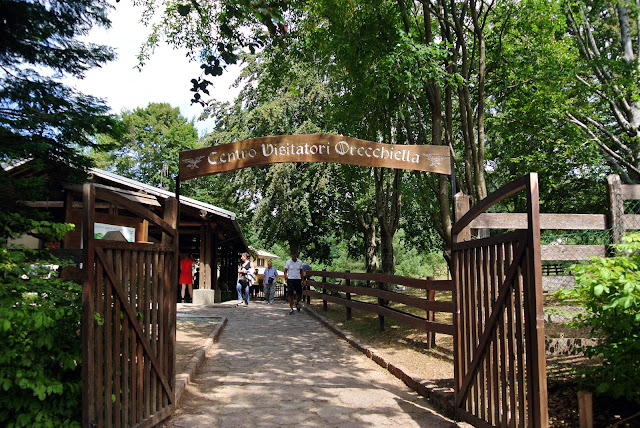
[[82, 184, 179, 427], [451, 173, 548, 427]]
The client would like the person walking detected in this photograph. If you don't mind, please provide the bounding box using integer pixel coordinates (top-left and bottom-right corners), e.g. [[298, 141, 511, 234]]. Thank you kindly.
[[236, 252, 253, 306], [284, 250, 303, 315], [263, 260, 278, 305], [179, 254, 194, 303]]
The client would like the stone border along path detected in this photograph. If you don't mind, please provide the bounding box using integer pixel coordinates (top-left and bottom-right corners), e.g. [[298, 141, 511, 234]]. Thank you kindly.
[[165, 301, 467, 428]]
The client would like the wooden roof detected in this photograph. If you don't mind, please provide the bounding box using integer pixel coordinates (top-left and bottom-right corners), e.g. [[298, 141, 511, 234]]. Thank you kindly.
[[87, 169, 248, 253]]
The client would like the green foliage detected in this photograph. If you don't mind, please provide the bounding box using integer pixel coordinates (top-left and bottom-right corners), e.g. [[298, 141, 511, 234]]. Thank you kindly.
[[0, 0, 121, 209], [393, 229, 447, 279], [485, 0, 610, 214], [134, 0, 301, 103], [95, 102, 199, 191], [557, 232, 640, 403], [0, 213, 82, 427]]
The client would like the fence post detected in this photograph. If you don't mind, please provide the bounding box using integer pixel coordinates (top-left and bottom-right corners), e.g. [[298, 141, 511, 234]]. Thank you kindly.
[[322, 271, 327, 311], [607, 174, 624, 248], [345, 271, 351, 321], [81, 184, 96, 427], [376, 279, 385, 331], [426, 276, 436, 349], [454, 192, 472, 241]]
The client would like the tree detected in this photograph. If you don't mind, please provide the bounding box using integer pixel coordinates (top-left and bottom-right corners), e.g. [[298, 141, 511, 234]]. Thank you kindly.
[[564, 0, 640, 184], [133, 0, 301, 104], [95, 102, 199, 190], [0, 0, 120, 207], [485, 0, 611, 213]]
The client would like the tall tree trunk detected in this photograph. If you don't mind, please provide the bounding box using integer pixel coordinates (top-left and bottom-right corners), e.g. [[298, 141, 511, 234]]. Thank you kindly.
[[356, 212, 379, 274], [375, 167, 401, 276]]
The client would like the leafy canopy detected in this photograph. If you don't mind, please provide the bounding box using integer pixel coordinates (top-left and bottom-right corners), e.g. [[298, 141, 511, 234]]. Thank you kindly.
[[0, 0, 121, 207]]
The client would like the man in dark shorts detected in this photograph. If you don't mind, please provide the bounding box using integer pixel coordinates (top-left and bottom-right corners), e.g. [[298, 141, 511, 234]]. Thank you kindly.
[[284, 250, 303, 315]]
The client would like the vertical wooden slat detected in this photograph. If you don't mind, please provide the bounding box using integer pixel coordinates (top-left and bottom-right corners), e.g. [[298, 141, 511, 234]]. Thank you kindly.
[[157, 251, 166, 407], [498, 242, 509, 426], [470, 246, 479, 414], [481, 245, 490, 423], [82, 183, 96, 428], [476, 246, 487, 420], [136, 250, 145, 422], [104, 252, 113, 428], [514, 261, 526, 426], [137, 341, 144, 423], [128, 248, 137, 425], [122, 303, 129, 427], [144, 250, 152, 419], [130, 322, 137, 425], [463, 247, 473, 412], [114, 296, 121, 428], [151, 251, 159, 414], [121, 248, 130, 427], [490, 244, 500, 425], [95, 260, 104, 428], [114, 250, 122, 428], [505, 242, 517, 428], [452, 249, 462, 409]]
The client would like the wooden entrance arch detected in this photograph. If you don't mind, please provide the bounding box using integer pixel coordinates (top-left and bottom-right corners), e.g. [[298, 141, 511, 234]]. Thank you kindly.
[[178, 133, 451, 178], [178, 135, 548, 428]]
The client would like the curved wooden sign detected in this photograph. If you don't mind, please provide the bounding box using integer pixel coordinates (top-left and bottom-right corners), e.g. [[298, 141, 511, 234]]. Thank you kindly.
[[179, 133, 450, 180]]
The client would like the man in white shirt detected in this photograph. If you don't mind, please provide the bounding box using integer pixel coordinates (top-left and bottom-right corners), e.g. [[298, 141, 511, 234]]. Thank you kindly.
[[284, 250, 303, 315]]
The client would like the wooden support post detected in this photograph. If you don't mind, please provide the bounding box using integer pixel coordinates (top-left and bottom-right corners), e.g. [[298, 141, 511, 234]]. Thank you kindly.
[[377, 280, 385, 332], [162, 197, 178, 397], [211, 224, 218, 291], [425, 276, 436, 349], [578, 391, 593, 428], [204, 222, 212, 290], [199, 225, 206, 289], [81, 184, 96, 428], [345, 271, 352, 321], [607, 174, 624, 248], [322, 271, 327, 311]]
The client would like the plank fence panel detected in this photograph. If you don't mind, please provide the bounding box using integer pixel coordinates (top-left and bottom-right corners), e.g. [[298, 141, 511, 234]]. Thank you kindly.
[[452, 174, 548, 428], [302, 270, 454, 338], [82, 184, 178, 427]]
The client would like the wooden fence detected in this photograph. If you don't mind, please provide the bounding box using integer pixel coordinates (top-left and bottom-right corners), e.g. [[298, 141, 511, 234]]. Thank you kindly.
[[82, 184, 178, 427], [302, 270, 455, 345], [464, 174, 640, 292]]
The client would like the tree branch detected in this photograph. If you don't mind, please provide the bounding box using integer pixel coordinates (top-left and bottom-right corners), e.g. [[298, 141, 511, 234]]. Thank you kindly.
[[567, 112, 640, 179]]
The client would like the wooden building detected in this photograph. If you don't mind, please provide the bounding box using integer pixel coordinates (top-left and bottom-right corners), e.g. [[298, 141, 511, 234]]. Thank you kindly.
[[12, 166, 248, 298]]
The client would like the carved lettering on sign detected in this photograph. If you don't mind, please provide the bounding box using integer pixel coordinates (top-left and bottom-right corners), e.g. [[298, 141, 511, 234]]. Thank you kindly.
[[179, 133, 451, 180]]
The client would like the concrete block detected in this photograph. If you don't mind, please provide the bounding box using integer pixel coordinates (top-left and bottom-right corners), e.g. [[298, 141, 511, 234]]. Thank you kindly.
[[192, 289, 217, 305]]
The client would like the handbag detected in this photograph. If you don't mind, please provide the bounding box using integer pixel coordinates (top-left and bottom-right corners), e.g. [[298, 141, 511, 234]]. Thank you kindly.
[[239, 272, 249, 284]]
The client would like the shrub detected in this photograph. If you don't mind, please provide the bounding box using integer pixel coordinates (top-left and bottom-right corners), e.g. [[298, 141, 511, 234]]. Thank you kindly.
[[0, 214, 81, 427], [557, 232, 640, 403]]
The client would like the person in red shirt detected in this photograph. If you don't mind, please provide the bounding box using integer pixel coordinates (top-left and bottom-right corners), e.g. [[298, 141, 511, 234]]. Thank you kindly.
[[179, 254, 194, 303]]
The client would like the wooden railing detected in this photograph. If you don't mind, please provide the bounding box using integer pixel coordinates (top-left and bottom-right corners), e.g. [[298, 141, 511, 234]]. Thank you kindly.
[[302, 270, 455, 346]]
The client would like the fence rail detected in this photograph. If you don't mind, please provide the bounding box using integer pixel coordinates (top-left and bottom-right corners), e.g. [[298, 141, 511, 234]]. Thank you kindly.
[[302, 270, 455, 344]]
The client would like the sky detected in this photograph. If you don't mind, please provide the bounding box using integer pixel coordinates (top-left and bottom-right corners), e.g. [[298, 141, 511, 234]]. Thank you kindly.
[[66, 0, 241, 135]]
